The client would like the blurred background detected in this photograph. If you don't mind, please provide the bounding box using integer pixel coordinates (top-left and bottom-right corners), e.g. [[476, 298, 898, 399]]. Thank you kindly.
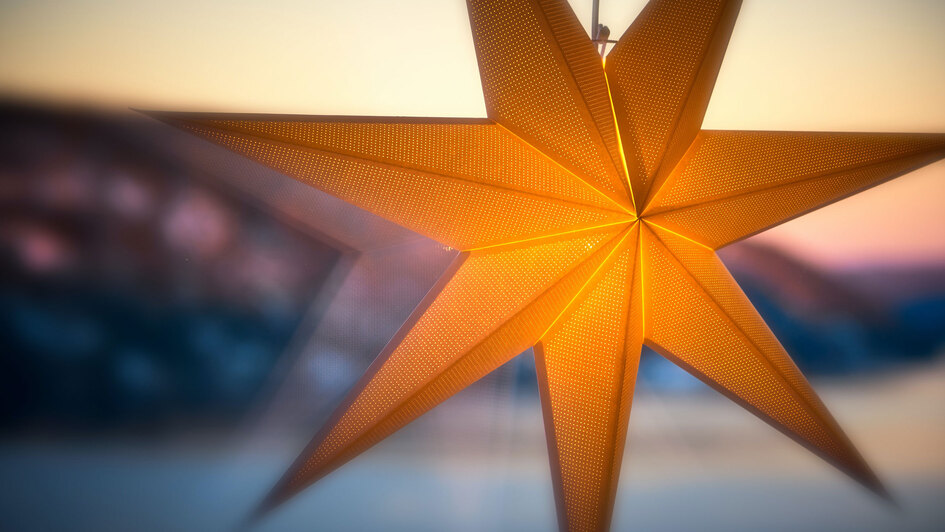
[[1, 1, 944, 531]]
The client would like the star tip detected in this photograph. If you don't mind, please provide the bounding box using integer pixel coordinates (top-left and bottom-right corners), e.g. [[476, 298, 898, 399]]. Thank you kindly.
[[244, 469, 316, 529], [133, 108, 174, 124], [238, 489, 283, 531], [233, 513, 259, 532], [871, 481, 899, 510], [133, 109, 197, 127], [857, 471, 898, 510], [131, 108, 163, 118]]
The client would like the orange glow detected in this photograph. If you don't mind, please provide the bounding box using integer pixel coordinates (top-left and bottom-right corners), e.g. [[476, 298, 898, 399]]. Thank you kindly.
[[537, 225, 636, 341], [465, 219, 631, 254], [151, 0, 945, 530], [603, 68, 638, 213], [642, 219, 714, 252]]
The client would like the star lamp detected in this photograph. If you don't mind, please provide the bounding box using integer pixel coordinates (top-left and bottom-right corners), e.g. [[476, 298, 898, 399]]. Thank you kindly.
[[148, 0, 945, 530]]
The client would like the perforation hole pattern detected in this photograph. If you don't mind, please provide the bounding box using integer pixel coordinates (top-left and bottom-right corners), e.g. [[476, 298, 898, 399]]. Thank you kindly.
[[650, 154, 942, 248], [657, 131, 945, 208], [302, 227, 626, 477], [540, 243, 635, 532], [179, 123, 626, 250], [650, 226, 822, 408], [644, 229, 865, 474], [613, 226, 645, 484], [536, 0, 628, 192], [200, 119, 615, 210], [469, 0, 627, 202], [606, 0, 727, 189]]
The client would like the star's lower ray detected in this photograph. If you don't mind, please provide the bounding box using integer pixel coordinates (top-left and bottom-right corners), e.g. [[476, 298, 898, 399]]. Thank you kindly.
[[148, 0, 945, 530]]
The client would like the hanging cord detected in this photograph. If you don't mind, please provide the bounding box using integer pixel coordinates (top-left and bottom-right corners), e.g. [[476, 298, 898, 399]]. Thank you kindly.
[[591, 0, 618, 57]]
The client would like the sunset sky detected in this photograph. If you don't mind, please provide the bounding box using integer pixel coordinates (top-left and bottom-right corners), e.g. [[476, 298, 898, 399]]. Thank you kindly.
[[1, 0, 943, 268]]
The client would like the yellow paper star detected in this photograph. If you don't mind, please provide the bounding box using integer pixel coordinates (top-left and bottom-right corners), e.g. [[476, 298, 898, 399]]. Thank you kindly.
[[149, 0, 945, 530]]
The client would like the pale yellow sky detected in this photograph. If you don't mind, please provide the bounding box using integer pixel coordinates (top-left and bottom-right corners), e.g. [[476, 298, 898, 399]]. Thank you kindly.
[[1, 0, 943, 268]]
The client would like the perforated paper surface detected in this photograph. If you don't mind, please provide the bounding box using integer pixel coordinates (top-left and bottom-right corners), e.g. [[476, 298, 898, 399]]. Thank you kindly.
[[151, 0, 945, 530]]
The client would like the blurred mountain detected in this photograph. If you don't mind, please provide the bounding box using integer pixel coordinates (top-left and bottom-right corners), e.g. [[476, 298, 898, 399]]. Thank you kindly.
[[1, 100, 943, 434], [720, 243, 945, 375], [0, 101, 341, 432]]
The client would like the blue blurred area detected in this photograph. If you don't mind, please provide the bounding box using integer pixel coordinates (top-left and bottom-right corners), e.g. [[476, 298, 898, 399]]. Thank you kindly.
[[0, 103, 339, 432], [725, 251, 945, 376]]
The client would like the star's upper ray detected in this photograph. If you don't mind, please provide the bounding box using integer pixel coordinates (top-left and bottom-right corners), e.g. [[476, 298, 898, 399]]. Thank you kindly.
[[258, 224, 631, 513], [645, 130, 945, 248], [149, 112, 631, 251], [641, 223, 884, 495], [606, 0, 742, 208], [467, 0, 633, 209], [535, 224, 644, 532]]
